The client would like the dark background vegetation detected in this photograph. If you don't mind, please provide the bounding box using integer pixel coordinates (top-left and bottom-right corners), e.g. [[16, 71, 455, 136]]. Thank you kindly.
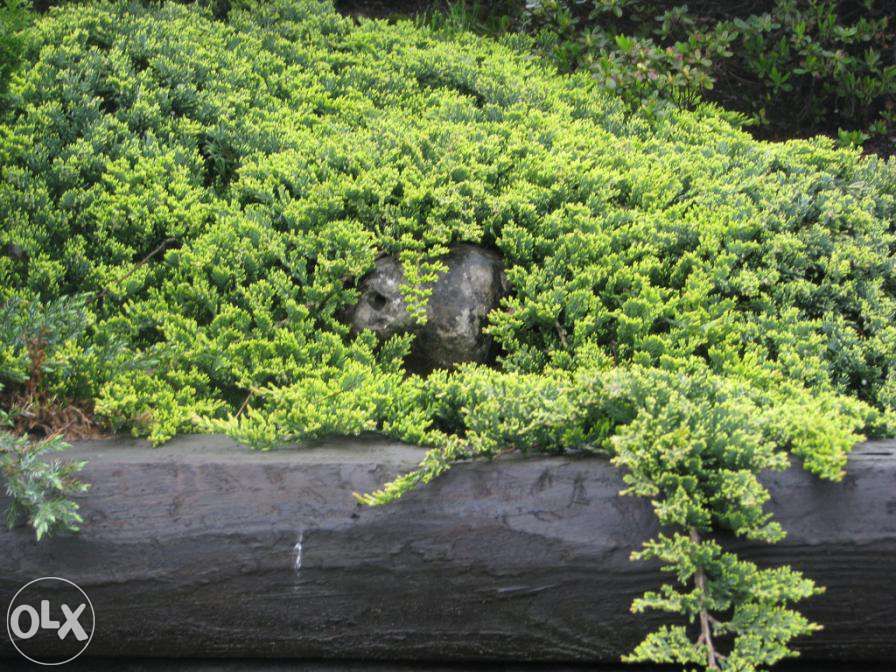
[[340, 0, 896, 156]]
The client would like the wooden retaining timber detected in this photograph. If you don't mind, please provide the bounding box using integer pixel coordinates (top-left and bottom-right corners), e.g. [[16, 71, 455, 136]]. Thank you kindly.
[[0, 435, 894, 664]]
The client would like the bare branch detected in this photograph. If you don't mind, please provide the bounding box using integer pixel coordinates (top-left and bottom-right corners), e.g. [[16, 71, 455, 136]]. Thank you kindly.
[[691, 527, 721, 670]]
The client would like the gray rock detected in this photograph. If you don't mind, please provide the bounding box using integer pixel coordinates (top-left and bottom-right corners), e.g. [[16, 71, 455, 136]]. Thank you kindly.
[[349, 244, 507, 372], [350, 256, 417, 340]]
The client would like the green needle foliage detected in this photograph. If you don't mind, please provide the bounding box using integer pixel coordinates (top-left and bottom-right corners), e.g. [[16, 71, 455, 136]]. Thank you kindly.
[[0, 0, 894, 668], [0, 0, 33, 102], [1, 432, 90, 540]]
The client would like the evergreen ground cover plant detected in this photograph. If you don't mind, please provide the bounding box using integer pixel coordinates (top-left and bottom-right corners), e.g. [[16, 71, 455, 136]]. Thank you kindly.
[[1, 0, 895, 669]]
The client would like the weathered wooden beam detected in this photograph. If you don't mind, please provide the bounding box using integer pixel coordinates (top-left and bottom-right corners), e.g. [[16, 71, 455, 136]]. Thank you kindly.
[[1, 435, 893, 663]]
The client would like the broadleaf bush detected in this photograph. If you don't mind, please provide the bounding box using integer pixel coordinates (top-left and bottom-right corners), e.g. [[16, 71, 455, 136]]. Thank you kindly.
[[1, 0, 895, 668], [438, 0, 896, 151]]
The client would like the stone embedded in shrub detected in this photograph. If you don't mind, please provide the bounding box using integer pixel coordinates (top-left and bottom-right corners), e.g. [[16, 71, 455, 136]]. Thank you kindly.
[[348, 255, 416, 340], [348, 244, 507, 372]]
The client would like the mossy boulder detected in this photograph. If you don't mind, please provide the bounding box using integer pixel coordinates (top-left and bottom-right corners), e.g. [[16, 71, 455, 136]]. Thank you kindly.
[[348, 244, 507, 372]]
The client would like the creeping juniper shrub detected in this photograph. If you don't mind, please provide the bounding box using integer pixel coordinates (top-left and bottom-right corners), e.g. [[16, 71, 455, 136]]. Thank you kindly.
[[0, 1, 895, 668], [1, 432, 89, 540], [0, 0, 33, 102]]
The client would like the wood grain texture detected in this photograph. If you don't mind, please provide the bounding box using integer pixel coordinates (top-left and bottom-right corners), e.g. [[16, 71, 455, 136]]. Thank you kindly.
[[0, 435, 893, 663]]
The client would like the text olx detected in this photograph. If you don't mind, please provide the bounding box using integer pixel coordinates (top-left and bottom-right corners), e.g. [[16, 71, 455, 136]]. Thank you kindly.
[[8, 601, 89, 641]]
